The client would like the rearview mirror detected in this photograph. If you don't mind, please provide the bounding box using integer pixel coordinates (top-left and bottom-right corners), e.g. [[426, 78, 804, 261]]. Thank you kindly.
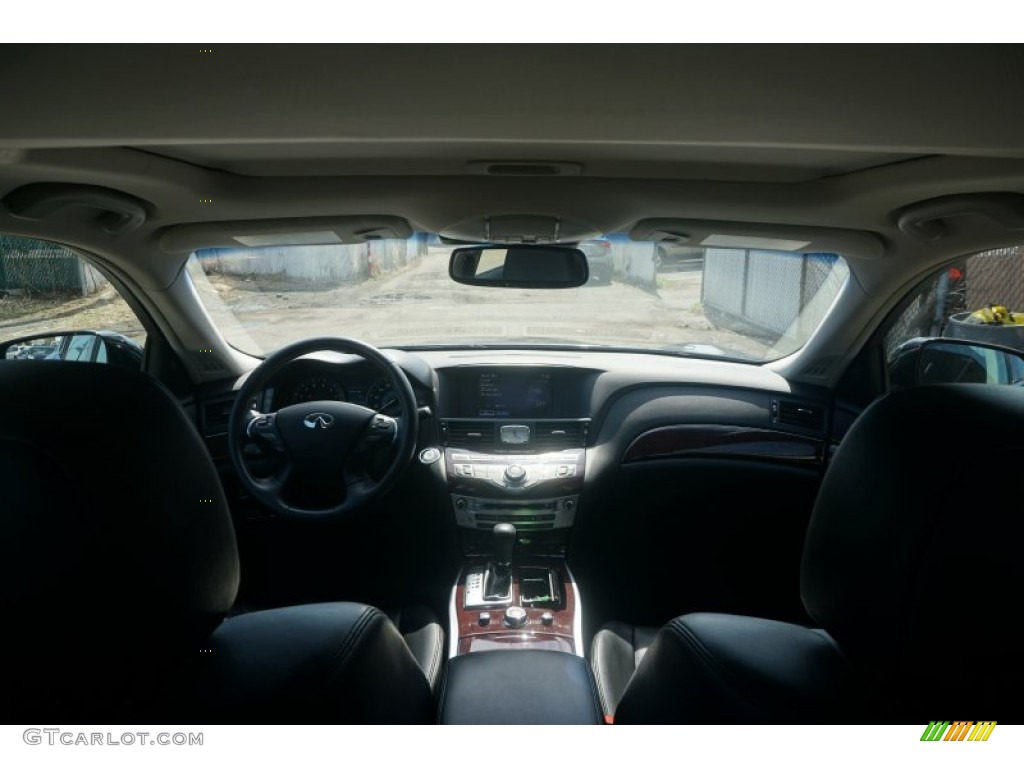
[[0, 331, 143, 370], [889, 337, 1024, 388], [449, 245, 589, 288]]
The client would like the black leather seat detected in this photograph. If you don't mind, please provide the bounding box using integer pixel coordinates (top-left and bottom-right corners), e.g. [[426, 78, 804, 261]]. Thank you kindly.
[[592, 384, 1024, 722], [388, 604, 446, 692], [173, 602, 437, 723], [0, 360, 443, 723], [590, 622, 658, 716], [438, 650, 604, 725]]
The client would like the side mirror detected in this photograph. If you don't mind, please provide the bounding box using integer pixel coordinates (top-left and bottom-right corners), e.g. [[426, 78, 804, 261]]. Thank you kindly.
[[889, 337, 1024, 388], [0, 331, 143, 370], [449, 245, 589, 288]]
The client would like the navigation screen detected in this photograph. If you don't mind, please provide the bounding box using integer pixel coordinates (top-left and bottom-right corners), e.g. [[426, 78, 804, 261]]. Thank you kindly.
[[476, 372, 552, 418]]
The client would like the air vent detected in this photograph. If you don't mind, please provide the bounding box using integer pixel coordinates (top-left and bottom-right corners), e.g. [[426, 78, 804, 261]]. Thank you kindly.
[[443, 420, 495, 449], [201, 395, 259, 436], [202, 398, 235, 433], [442, 419, 590, 452], [530, 420, 589, 451], [774, 399, 825, 431]]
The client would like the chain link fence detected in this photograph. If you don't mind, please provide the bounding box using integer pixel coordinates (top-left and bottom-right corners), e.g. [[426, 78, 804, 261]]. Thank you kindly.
[[884, 281, 941, 361], [702, 248, 846, 344], [0, 235, 106, 296], [963, 245, 1024, 311], [884, 245, 1024, 359]]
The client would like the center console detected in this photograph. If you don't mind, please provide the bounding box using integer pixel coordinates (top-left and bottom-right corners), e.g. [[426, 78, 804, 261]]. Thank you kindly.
[[439, 366, 591, 550], [453, 552, 582, 655], [441, 521, 596, 724], [446, 448, 585, 542], [438, 366, 592, 658], [435, 366, 601, 723]]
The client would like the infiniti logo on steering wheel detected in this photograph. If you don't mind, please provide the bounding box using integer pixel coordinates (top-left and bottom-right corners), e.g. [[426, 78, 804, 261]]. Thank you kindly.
[[302, 412, 335, 430]]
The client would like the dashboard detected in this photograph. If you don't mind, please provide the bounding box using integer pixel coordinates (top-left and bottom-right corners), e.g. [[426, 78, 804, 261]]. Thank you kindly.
[[197, 349, 842, 531], [201, 349, 840, 457], [193, 347, 846, 631]]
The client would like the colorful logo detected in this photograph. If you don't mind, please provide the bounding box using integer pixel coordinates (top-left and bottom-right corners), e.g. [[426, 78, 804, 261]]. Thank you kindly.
[[920, 721, 996, 741]]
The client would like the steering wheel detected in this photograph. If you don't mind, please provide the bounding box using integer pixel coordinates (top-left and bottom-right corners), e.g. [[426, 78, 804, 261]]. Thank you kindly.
[[228, 337, 419, 520]]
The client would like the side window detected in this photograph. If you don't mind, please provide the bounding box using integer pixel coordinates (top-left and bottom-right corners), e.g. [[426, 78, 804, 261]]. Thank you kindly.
[[0, 234, 146, 365], [884, 245, 1024, 386]]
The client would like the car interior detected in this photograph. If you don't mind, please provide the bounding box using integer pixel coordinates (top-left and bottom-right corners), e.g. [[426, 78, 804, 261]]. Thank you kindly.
[[1, 44, 1023, 725]]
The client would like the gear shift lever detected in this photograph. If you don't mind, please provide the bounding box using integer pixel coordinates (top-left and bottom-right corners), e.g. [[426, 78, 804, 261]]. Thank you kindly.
[[484, 523, 516, 601], [493, 522, 516, 569]]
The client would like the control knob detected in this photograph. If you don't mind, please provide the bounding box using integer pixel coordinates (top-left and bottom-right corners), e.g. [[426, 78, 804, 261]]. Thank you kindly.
[[504, 464, 527, 485], [504, 606, 528, 628]]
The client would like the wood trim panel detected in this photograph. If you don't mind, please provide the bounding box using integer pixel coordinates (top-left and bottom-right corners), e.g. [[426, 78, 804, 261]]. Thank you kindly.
[[622, 424, 823, 465], [453, 558, 577, 655]]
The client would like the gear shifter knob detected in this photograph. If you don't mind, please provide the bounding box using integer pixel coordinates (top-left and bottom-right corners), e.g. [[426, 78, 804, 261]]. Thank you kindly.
[[481, 523, 517, 602], [493, 523, 516, 567]]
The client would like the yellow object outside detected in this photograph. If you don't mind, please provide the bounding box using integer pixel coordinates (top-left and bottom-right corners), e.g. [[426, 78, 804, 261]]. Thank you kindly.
[[968, 305, 1024, 325]]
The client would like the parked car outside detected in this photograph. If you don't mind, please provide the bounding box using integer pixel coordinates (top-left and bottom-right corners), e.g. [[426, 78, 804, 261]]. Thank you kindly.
[[579, 238, 614, 283]]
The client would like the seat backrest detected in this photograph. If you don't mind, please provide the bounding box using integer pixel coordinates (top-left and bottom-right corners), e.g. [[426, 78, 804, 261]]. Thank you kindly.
[[0, 361, 239, 720], [612, 384, 1024, 723], [802, 383, 1024, 717]]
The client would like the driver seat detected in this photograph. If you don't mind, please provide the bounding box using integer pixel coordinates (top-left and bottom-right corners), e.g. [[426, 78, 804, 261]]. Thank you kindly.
[[0, 360, 443, 723]]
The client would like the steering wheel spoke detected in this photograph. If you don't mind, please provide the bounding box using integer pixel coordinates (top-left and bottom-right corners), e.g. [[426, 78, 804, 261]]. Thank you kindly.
[[354, 412, 399, 453], [343, 462, 377, 501], [255, 459, 294, 495], [245, 410, 288, 453], [228, 337, 419, 520]]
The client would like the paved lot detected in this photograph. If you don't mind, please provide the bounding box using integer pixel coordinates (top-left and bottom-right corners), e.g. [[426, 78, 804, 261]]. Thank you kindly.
[[207, 247, 772, 359]]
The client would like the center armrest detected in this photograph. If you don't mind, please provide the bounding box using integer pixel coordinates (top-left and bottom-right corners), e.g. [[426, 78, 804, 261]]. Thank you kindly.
[[438, 649, 603, 725]]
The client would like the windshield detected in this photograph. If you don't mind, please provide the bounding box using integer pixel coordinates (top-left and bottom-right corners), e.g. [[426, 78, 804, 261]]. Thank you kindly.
[[187, 234, 848, 362]]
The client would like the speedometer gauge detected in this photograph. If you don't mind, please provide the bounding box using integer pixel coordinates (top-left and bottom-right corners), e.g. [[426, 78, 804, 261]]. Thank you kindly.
[[290, 376, 345, 404], [366, 378, 401, 415]]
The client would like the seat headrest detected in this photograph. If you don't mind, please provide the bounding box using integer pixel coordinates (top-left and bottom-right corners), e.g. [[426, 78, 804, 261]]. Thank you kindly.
[[802, 384, 1024, 709], [0, 361, 239, 717]]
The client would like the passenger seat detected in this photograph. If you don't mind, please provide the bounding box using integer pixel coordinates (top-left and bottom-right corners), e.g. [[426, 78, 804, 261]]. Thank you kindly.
[[590, 622, 657, 717]]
